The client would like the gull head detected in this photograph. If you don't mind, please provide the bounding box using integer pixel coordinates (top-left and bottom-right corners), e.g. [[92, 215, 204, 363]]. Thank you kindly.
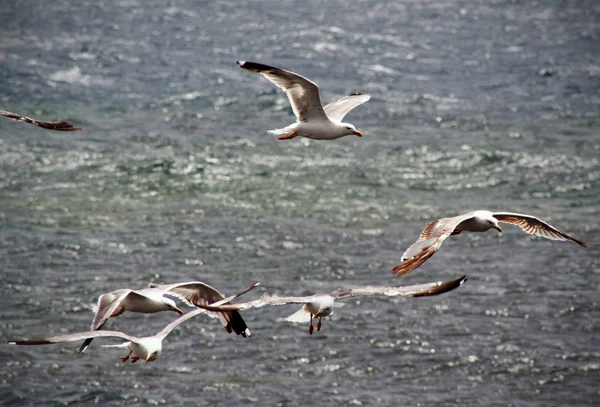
[[311, 296, 336, 318], [163, 298, 184, 315], [488, 217, 502, 233], [340, 122, 363, 138], [133, 338, 162, 363], [145, 349, 160, 363]]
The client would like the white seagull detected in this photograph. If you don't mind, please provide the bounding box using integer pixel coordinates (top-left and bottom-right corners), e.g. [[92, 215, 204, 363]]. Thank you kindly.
[[192, 276, 466, 335], [8, 283, 259, 363], [237, 60, 370, 141], [78, 281, 252, 354], [392, 210, 590, 277], [1, 109, 81, 131]]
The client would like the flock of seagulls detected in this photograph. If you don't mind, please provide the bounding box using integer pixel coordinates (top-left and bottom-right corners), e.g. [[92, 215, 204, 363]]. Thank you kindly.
[[3, 61, 595, 363]]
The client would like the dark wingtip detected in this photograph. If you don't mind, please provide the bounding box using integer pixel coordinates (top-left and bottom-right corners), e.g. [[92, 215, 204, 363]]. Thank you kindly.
[[236, 61, 278, 73], [229, 310, 250, 338]]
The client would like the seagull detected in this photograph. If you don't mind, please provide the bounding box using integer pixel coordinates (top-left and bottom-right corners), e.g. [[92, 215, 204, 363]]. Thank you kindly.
[[1, 109, 82, 131], [8, 283, 259, 363], [237, 60, 370, 141], [391, 210, 591, 277], [78, 281, 252, 354], [191, 276, 466, 335]]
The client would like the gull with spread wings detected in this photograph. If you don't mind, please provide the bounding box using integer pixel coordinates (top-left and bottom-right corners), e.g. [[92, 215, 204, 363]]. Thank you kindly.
[[77, 281, 252, 354], [392, 210, 591, 277], [238, 60, 369, 141], [8, 283, 259, 363], [1, 109, 81, 131], [192, 277, 466, 335]]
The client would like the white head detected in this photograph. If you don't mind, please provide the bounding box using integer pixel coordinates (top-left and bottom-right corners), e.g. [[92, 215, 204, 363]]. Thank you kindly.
[[339, 122, 363, 138], [312, 296, 336, 318], [162, 298, 184, 315], [133, 338, 162, 363], [474, 211, 502, 232]]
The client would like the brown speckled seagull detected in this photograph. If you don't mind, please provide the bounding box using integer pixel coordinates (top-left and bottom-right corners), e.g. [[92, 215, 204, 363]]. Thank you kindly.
[[391, 210, 590, 277]]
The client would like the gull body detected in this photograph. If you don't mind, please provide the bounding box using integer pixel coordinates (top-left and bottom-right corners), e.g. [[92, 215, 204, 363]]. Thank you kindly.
[[237, 61, 370, 141], [392, 210, 589, 277], [79, 281, 251, 353], [8, 283, 259, 363], [193, 277, 466, 334]]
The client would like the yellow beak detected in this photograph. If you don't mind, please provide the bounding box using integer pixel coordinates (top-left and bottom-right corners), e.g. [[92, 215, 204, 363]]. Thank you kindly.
[[174, 307, 185, 315], [493, 225, 503, 233], [146, 355, 152, 363], [353, 130, 363, 137]]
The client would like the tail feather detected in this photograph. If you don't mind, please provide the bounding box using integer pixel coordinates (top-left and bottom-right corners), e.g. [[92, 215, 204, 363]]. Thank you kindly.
[[267, 128, 289, 136], [284, 307, 311, 323]]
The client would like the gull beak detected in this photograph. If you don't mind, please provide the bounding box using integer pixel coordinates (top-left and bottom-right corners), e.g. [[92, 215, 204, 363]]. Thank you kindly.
[[353, 130, 363, 137], [313, 311, 323, 318], [493, 225, 503, 233], [145, 355, 152, 363], [173, 307, 185, 315]]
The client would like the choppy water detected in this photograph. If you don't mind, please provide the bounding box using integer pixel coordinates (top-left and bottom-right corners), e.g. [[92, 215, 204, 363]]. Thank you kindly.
[[1, 1, 599, 406]]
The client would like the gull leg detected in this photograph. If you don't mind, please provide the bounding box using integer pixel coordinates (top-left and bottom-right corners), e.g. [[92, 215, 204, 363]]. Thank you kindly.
[[308, 314, 314, 335], [316, 317, 322, 332], [131, 356, 140, 363], [121, 350, 132, 363], [278, 132, 298, 140]]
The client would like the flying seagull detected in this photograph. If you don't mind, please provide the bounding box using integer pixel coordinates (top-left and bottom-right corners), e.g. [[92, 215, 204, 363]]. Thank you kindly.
[[237, 60, 369, 140], [391, 210, 590, 277], [8, 283, 259, 363], [191, 276, 466, 335], [78, 281, 252, 353], [1, 109, 82, 131]]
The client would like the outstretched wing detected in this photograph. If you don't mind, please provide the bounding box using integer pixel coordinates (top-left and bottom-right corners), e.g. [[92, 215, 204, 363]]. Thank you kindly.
[[237, 61, 328, 122], [391, 215, 471, 277], [9, 329, 136, 346], [156, 282, 259, 339], [323, 93, 370, 122], [78, 289, 136, 353], [492, 212, 588, 247], [333, 276, 467, 299], [1, 109, 82, 131], [150, 281, 251, 337], [185, 293, 321, 313]]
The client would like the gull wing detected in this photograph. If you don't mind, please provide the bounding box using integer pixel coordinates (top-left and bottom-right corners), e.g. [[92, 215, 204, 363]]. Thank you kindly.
[[331, 276, 467, 299], [323, 93, 370, 122], [150, 281, 251, 337], [1, 109, 82, 131], [78, 289, 138, 353], [237, 61, 328, 122], [391, 214, 472, 277], [9, 329, 136, 346], [492, 212, 588, 247], [185, 293, 322, 312], [156, 282, 259, 339]]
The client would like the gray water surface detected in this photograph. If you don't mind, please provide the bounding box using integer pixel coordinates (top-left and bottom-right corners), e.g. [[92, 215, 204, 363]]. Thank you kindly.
[[1, 1, 599, 406]]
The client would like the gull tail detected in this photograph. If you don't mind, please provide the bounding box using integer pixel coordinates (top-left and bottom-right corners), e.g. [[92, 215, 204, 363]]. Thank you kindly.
[[267, 128, 289, 136], [284, 307, 311, 323]]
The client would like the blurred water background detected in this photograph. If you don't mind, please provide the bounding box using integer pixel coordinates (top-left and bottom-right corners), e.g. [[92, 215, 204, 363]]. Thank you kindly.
[[0, 0, 599, 406]]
